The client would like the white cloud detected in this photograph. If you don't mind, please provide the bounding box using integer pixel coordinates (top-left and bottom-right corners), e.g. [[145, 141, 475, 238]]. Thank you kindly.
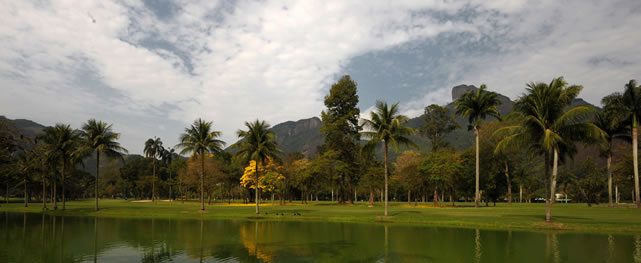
[[1, 0, 640, 153], [403, 0, 641, 116]]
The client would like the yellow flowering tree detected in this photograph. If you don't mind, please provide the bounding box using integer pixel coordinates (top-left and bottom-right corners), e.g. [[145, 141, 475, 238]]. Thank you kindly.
[[240, 159, 285, 196]]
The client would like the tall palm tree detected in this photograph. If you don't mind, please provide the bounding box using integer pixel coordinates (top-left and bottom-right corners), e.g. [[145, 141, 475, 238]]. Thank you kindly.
[[454, 85, 501, 207], [144, 137, 163, 202], [161, 147, 176, 201], [602, 80, 641, 208], [40, 124, 81, 210], [235, 120, 279, 214], [594, 110, 629, 207], [496, 77, 604, 222], [80, 119, 127, 211], [177, 119, 225, 211], [361, 101, 415, 216]]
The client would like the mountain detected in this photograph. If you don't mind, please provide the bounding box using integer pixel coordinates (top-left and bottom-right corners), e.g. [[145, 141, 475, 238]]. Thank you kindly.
[[269, 117, 323, 157], [251, 84, 599, 157], [4, 84, 601, 160], [0, 116, 128, 177], [0, 116, 46, 140], [406, 84, 515, 150]]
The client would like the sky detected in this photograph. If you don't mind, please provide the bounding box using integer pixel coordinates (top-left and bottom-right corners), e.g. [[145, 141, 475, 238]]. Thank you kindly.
[[1, 0, 640, 154]]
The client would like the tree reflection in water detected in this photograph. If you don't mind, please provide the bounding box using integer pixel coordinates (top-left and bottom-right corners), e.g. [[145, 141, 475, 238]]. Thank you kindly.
[[0, 214, 640, 262]]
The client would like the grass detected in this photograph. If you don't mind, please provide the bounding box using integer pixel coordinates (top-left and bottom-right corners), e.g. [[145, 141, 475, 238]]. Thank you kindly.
[[1, 199, 640, 234]]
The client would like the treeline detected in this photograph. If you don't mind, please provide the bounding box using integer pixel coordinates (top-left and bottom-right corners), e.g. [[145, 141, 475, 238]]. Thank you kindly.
[[0, 76, 639, 222]]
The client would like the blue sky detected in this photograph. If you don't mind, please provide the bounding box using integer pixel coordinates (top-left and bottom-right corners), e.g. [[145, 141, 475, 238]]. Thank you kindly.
[[1, 0, 640, 154]]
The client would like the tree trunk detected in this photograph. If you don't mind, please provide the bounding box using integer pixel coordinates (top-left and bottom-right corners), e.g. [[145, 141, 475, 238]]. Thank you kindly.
[[615, 184, 619, 206], [474, 127, 480, 208], [505, 160, 512, 205], [383, 141, 389, 216], [546, 148, 559, 222], [42, 172, 47, 210], [633, 120, 640, 208], [179, 174, 184, 204], [255, 160, 260, 214], [62, 160, 66, 210], [200, 152, 205, 211], [433, 188, 438, 207], [169, 170, 172, 202], [53, 177, 57, 210], [331, 187, 334, 202], [407, 190, 411, 204], [95, 152, 100, 211], [607, 152, 613, 207], [519, 184, 523, 203], [152, 157, 156, 203], [368, 188, 374, 207], [23, 174, 27, 207]]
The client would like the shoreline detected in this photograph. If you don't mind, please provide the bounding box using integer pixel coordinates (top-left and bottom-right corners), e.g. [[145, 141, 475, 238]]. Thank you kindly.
[[2, 199, 640, 235]]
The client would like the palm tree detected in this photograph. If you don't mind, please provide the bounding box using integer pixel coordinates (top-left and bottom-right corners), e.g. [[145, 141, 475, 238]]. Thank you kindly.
[[602, 80, 641, 208], [454, 85, 501, 207], [40, 124, 81, 210], [80, 119, 127, 211], [594, 110, 629, 207], [495, 77, 604, 221], [177, 119, 225, 211], [235, 120, 279, 214], [361, 101, 415, 216], [14, 150, 35, 207], [161, 147, 176, 201], [144, 137, 163, 202]]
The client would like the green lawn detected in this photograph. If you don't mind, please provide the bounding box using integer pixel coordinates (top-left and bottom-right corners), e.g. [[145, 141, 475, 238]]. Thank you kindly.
[[1, 199, 640, 234]]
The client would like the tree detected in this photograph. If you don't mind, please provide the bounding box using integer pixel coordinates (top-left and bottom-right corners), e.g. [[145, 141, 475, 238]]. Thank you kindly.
[[496, 77, 604, 221], [602, 80, 641, 208], [144, 137, 163, 202], [14, 148, 37, 207], [488, 117, 523, 205], [118, 155, 151, 199], [161, 147, 177, 201], [393, 150, 422, 205], [362, 101, 415, 216], [40, 124, 82, 210], [80, 119, 127, 211], [419, 150, 463, 207], [0, 120, 21, 206], [422, 104, 458, 151], [179, 154, 224, 204], [594, 110, 629, 207], [240, 159, 285, 200], [320, 75, 361, 204], [177, 118, 225, 211], [288, 158, 313, 204], [235, 120, 280, 214], [454, 84, 501, 207]]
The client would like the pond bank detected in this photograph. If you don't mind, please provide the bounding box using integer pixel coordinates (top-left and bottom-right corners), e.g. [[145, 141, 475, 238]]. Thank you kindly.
[[2, 199, 640, 234]]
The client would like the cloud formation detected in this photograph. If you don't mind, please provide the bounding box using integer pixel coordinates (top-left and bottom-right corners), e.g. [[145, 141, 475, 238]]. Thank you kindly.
[[1, 0, 639, 153]]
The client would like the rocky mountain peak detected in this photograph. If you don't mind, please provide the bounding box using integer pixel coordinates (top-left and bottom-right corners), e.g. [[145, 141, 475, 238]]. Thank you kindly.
[[451, 84, 478, 101]]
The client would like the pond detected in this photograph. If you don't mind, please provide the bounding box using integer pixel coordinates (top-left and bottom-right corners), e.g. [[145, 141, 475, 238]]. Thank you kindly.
[[0, 212, 640, 262]]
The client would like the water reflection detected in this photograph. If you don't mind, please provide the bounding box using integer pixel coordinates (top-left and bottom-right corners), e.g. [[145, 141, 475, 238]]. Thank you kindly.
[[0, 212, 640, 262], [93, 216, 97, 263], [609, 235, 615, 263], [474, 228, 482, 263], [384, 224, 389, 262], [635, 235, 641, 263]]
